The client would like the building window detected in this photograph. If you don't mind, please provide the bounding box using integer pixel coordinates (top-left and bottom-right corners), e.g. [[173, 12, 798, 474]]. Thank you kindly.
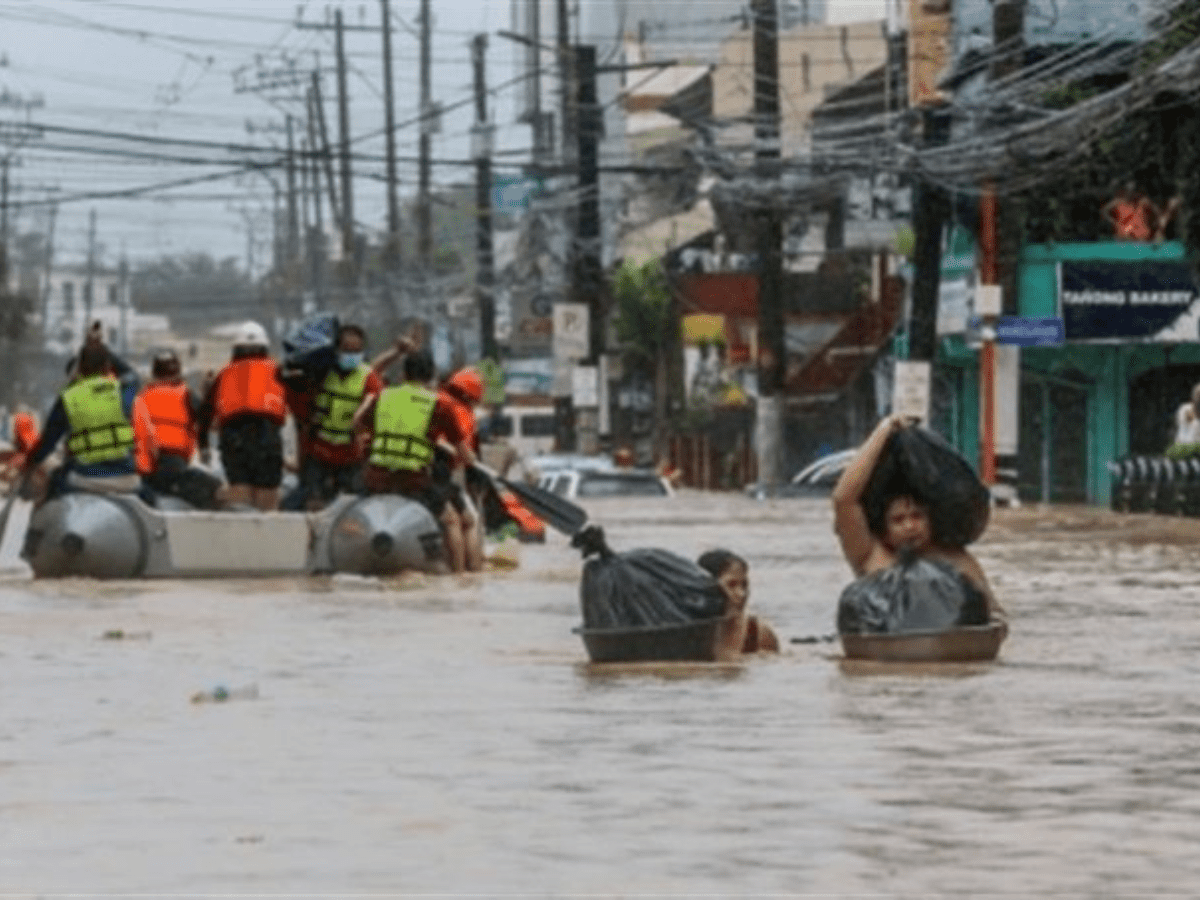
[[63, 281, 74, 314], [107, 284, 118, 305]]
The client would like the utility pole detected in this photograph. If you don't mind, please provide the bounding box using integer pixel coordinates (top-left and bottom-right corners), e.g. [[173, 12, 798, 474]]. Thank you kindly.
[[752, 0, 786, 490], [574, 45, 603, 363], [380, 0, 402, 266], [309, 73, 341, 235], [304, 103, 326, 310], [0, 158, 8, 253], [572, 44, 605, 454], [83, 207, 96, 333], [335, 9, 355, 267], [557, 0, 575, 175], [473, 34, 497, 361], [118, 253, 129, 354], [979, 0, 1026, 497], [417, 0, 433, 267], [528, 0, 547, 163], [40, 199, 56, 333], [285, 115, 300, 263]]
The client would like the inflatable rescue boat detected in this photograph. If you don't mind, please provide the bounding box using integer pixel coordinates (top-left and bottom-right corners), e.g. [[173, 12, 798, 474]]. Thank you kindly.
[[20, 492, 446, 579]]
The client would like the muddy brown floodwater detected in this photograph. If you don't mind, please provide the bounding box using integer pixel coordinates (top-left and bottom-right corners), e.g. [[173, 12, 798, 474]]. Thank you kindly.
[[3, 491, 1200, 895]]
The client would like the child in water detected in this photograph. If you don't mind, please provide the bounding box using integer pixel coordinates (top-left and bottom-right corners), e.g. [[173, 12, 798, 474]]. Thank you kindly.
[[698, 549, 780, 658]]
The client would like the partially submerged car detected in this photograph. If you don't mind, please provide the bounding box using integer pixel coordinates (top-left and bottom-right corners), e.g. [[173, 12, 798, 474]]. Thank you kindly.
[[539, 468, 673, 500], [745, 448, 857, 498]]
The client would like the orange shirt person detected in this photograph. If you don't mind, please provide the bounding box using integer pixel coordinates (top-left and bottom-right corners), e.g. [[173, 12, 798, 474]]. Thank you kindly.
[[432, 367, 485, 572], [137, 349, 223, 509], [196, 322, 286, 511], [1103, 182, 1156, 242]]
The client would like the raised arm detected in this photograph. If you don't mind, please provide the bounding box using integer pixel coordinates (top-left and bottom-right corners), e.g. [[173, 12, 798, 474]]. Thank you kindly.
[[370, 329, 420, 376], [831, 414, 903, 573]]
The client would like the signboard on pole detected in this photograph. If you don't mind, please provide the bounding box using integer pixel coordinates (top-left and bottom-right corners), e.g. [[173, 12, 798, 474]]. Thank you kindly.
[[572, 365, 599, 408], [552, 302, 589, 396], [552, 302, 589, 360], [995, 316, 1064, 346], [892, 359, 931, 424], [1059, 260, 1200, 342]]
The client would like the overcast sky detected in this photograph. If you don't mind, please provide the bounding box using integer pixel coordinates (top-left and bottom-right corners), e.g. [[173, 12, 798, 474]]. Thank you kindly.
[[0, 0, 887, 273]]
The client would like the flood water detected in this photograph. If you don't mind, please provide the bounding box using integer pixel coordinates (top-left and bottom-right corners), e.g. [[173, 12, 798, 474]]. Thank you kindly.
[[3, 491, 1200, 895]]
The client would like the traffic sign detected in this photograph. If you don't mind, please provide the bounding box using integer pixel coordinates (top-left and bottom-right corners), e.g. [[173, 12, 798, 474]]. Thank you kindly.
[[995, 316, 1064, 346]]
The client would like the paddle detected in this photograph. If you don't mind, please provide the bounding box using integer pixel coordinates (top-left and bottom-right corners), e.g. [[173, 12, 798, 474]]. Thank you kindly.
[[468, 460, 588, 537]]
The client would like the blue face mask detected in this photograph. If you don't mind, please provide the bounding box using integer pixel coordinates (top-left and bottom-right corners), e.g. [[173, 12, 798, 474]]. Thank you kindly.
[[338, 352, 364, 371]]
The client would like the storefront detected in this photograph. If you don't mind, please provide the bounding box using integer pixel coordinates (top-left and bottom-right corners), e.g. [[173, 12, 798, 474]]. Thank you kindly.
[[938, 240, 1200, 505]]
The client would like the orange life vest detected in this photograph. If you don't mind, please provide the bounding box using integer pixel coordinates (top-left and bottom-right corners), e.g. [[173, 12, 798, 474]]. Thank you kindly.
[[501, 490, 545, 541], [12, 412, 37, 453], [140, 382, 196, 460], [132, 396, 157, 476], [213, 357, 285, 426]]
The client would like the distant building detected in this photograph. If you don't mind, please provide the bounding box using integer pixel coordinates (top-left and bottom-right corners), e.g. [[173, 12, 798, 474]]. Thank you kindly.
[[37, 265, 169, 358]]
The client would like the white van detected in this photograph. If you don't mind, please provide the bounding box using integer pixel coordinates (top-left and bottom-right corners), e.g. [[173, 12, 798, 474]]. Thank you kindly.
[[483, 398, 558, 459]]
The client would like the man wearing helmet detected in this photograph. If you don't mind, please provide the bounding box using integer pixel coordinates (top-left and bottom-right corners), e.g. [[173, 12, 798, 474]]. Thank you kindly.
[[196, 321, 287, 510], [136, 349, 223, 509]]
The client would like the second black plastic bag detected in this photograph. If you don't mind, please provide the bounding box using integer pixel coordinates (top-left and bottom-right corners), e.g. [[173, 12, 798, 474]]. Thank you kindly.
[[573, 525, 727, 629], [282, 312, 340, 378], [862, 425, 990, 548], [836, 555, 990, 635]]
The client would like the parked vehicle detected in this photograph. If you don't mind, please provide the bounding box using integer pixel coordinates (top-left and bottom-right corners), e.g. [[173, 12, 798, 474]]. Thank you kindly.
[[790, 448, 857, 492], [744, 448, 857, 498], [490, 402, 558, 459], [539, 468, 673, 500], [527, 453, 613, 480]]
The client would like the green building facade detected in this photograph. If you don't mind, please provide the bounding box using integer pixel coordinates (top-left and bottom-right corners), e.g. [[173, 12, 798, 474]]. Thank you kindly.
[[937, 240, 1200, 506]]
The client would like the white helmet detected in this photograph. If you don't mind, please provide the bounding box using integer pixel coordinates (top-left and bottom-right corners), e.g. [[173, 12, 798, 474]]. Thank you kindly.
[[233, 321, 269, 348]]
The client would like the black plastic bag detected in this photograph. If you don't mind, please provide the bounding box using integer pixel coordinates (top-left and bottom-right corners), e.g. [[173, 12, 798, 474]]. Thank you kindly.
[[836, 555, 990, 635], [573, 526, 727, 629], [282, 312, 340, 377], [862, 426, 990, 548]]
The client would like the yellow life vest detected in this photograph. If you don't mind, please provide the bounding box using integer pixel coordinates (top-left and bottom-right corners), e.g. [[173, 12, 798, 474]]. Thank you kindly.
[[370, 383, 436, 472], [313, 364, 370, 446], [62, 375, 135, 465]]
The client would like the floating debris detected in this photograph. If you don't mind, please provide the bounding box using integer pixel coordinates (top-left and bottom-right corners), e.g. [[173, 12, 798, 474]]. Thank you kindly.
[[190, 684, 259, 704]]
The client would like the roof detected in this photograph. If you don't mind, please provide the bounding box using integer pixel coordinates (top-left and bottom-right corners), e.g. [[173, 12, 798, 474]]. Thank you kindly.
[[619, 199, 715, 268]]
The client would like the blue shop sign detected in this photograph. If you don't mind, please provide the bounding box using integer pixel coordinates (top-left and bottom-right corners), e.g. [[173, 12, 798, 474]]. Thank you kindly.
[[995, 316, 1064, 346], [1059, 260, 1200, 342]]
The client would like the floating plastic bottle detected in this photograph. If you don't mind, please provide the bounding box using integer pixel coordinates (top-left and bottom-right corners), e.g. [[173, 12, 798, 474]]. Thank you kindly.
[[190, 683, 259, 704]]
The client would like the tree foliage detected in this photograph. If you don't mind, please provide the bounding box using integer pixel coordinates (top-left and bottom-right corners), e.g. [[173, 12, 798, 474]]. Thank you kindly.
[[131, 252, 255, 328], [1022, 5, 1200, 263], [0, 247, 34, 341], [612, 259, 673, 371]]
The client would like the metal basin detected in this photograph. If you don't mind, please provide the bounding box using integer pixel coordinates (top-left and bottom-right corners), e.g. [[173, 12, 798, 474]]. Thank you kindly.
[[573, 616, 731, 663], [839, 622, 1006, 663]]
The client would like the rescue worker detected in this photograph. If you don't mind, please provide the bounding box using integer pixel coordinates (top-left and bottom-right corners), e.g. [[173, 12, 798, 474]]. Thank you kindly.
[[281, 324, 407, 511], [352, 350, 475, 574], [196, 321, 287, 511], [434, 366, 486, 572], [137, 349, 223, 509], [23, 342, 153, 499]]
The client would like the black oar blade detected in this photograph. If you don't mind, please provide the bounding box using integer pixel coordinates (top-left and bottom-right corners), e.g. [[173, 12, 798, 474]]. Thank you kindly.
[[500, 477, 588, 536]]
